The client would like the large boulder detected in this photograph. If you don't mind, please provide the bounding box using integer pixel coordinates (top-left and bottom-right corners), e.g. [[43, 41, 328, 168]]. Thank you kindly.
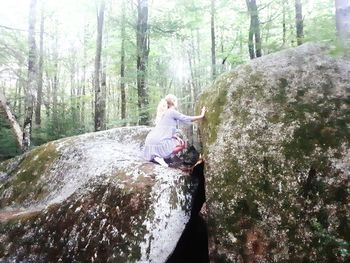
[[0, 126, 194, 262], [199, 44, 350, 262]]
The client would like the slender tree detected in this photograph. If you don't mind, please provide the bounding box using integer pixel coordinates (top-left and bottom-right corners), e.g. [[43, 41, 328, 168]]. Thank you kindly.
[[189, 30, 199, 101], [23, 0, 37, 151], [35, 3, 44, 127], [94, 0, 106, 131], [81, 24, 89, 128], [210, 0, 216, 79], [52, 23, 59, 135], [295, 0, 304, 45], [196, 28, 202, 91], [282, 0, 286, 46], [120, 0, 126, 123], [69, 47, 78, 126], [15, 68, 23, 116], [0, 92, 23, 149], [136, 0, 150, 125], [44, 69, 50, 118], [335, 0, 350, 48], [246, 0, 262, 59], [101, 54, 107, 125]]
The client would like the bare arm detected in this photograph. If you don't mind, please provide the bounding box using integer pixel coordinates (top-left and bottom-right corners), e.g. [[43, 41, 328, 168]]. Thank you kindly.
[[191, 106, 206, 122], [171, 107, 207, 123]]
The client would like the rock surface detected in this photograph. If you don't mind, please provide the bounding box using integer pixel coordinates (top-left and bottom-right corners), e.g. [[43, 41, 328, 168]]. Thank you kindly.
[[0, 126, 193, 262], [199, 44, 350, 262]]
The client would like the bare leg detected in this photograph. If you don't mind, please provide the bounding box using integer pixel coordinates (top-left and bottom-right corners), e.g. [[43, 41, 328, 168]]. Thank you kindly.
[[172, 138, 186, 155], [154, 156, 168, 167]]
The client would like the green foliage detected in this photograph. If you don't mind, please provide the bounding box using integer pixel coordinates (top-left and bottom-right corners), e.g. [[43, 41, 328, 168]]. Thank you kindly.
[[0, 117, 21, 161], [0, 28, 27, 65], [304, 0, 336, 44]]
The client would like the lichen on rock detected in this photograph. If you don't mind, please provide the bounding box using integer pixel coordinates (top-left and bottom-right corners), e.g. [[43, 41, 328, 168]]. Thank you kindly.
[[0, 126, 194, 262], [0, 142, 59, 208], [199, 44, 350, 262]]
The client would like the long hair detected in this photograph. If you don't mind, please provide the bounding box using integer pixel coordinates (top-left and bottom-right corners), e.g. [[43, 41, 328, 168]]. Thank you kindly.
[[155, 94, 177, 125]]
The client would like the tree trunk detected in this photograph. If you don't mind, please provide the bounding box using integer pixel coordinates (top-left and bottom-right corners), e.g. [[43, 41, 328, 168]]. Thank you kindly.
[[335, 0, 350, 48], [190, 30, 199, 101], [248, 13, 255, 59], [188, 50, 196, 103], [76, 64, 81, 125], [295, 0, 304, 46], [136, 0, 150, 125], [196, 28, 202, 92], [239, 29, 243, 56], [101, 59, 107, 129], [35, 4, 44, 127], [90, 74, 95, 124], [19, 81, 23, 118], [70, 50, 77, 127], [15, 68, 23, 116], [94, 0, 106, 131], [282, 0, 286, 46], [120, 0, 126, 123], [246, 0, 262, 59], [210, 0, 216, 79], [23, 0, 37, 151], [82, 24, 88, 128], [44, 70, 51, 118], [0, 92, 23, 149], [252, 0, 262, 57], [52, 28, 59, 135]]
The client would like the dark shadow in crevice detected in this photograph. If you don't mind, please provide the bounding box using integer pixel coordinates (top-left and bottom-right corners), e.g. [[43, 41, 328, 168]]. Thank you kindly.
[[166, 161, 209, 263]]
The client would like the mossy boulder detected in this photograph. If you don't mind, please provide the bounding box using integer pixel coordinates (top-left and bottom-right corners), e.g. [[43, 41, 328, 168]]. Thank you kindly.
[[0, 126, 193, 262], [199, 44, 350, 262]]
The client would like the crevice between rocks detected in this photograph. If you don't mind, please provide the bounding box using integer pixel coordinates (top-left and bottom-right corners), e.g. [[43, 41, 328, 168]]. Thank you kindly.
[[166, 161, 209, 263]]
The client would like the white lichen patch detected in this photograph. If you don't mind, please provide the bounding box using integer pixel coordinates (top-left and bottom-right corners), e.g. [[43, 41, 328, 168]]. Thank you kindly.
[[329, 143, 350, 177], [139, 166, 191, 263], [29, 127, 151, 206]]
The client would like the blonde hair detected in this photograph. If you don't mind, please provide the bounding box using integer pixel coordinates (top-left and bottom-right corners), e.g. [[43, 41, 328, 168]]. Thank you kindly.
[[155, 94, 178, 125]]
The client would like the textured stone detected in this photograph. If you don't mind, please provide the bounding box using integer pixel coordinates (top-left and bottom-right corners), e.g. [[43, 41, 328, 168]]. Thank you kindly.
[[0, 126, 193, 262], [199, 44, 350, 262]]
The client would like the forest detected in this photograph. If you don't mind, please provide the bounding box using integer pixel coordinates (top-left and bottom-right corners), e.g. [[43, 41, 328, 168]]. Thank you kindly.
[[0, 0, 346, 160]]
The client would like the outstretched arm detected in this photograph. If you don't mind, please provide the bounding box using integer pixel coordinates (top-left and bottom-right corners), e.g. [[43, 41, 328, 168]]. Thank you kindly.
[[171, 106, 207, 123], [190, 106, 206, 122]]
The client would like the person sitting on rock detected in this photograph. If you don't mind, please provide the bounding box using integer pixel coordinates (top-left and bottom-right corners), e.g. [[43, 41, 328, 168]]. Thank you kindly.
[[143, 94, 206, 167]]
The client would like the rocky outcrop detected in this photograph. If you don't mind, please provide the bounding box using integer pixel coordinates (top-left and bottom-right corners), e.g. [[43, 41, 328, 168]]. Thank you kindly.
[[0, 126, 194, 262], [199, 44, 350, 262]]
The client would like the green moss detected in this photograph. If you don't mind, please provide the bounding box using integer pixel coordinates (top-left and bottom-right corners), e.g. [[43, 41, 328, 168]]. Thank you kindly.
[[273, 78, 288, 104], [222, 159, 242, 185], [199, 73, 231, 148], [0, 142, 60, 207], [110, 168, 154, 195], [284, 96, 350, 161], [0, 155, 23, 175], [0, 159, 10, 173]]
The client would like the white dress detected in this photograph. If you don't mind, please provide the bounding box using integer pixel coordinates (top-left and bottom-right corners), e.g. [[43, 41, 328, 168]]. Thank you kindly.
[[143, 108, 193, 161]]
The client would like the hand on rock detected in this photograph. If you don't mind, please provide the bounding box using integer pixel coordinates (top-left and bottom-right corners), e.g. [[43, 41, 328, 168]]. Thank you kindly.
[[201, 106, 206, 118]]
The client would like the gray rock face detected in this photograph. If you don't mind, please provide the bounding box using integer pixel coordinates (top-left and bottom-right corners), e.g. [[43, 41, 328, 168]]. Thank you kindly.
[[0, 126, 193, 262], [199, 44, 350, 262]]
